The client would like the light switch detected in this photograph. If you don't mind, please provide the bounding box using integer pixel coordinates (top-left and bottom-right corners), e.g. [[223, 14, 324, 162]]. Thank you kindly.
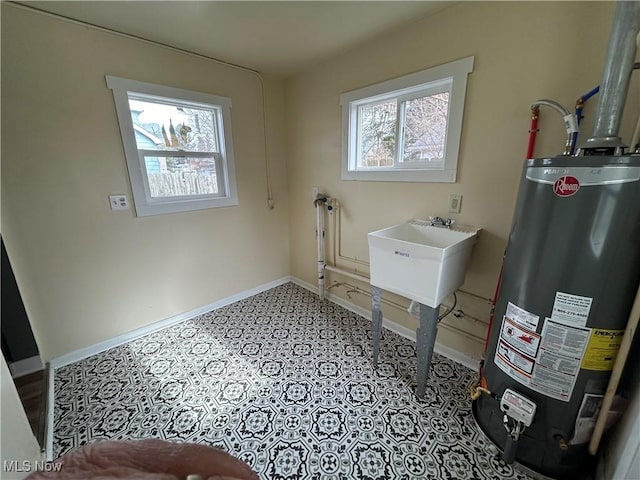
[[109, 194, 129, 211], [448, 194, 462, 214]]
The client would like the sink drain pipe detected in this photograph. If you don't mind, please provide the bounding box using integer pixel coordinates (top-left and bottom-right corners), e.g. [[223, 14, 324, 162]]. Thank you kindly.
[[315, 194, 327, 300], [315, 193, 338, 300]]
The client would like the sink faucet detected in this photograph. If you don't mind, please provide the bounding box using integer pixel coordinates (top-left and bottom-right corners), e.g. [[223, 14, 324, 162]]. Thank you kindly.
[[429, 216, 456, 228], [430, 216, 444, 226]]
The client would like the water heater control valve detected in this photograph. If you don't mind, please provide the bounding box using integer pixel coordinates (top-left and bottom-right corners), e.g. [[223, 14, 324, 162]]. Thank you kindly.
[[500, 388, 537, 427]]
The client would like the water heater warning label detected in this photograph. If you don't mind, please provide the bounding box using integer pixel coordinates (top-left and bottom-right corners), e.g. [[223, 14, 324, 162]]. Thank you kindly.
[[529, 319, 589, 401], [540, 318, 590, 358], [551, 292, 592, 328], [495, 340, 535, 383], [494, 316, 590, 402], [506, 302, 539, 331], [582, 329, 624, 371], [500, 317, 540, 358]]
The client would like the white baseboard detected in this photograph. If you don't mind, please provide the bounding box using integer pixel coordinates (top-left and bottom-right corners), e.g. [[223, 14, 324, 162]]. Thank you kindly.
[[49, 276, 292, 369], [9, 355, 44, 378], [290, 276, 480, 371]]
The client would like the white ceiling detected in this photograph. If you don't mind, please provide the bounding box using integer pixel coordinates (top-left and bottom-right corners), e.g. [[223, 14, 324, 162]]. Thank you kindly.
[[20, 1, 454, 76]]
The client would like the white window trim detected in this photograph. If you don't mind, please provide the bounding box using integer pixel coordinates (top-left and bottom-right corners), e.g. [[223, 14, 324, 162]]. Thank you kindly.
[[340, 56, 474, 183], [106, 76, 238, 216]]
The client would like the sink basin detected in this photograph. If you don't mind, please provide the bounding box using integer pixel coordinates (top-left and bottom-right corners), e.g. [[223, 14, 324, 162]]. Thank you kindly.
[[368, 220, 481, 307]]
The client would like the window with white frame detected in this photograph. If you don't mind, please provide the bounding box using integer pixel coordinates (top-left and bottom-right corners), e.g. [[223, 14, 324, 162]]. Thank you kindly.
[[106, 76, 238, 216], [340, 56, 473, 182]]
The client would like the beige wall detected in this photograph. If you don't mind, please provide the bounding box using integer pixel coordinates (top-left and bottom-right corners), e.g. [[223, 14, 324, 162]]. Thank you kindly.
[[1, 4, 290, 361], [2, 2, 639, 365], [1, 356, 42, 479], [284, 1, 640, 359]]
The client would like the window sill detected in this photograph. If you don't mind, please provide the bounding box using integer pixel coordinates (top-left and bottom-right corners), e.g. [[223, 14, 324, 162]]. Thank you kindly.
[[341, 168, 456, 183], [134, 195, 239, 216]]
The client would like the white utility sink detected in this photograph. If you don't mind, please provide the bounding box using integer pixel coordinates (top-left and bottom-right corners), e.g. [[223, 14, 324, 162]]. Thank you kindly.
[[368, 219, 481, 307]]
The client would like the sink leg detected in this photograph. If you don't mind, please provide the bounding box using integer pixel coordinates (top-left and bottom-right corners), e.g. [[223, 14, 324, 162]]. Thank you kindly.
[[416, 303, 439, 399], [371, 285, 383, 368]]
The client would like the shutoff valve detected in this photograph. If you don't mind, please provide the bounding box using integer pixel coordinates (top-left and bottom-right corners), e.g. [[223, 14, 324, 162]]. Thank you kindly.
[[500, 388, 537, 465]]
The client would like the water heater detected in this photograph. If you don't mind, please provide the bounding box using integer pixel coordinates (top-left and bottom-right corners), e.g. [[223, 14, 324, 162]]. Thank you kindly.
[[473, 155, 640, 478], [473, 2, 640, 477]]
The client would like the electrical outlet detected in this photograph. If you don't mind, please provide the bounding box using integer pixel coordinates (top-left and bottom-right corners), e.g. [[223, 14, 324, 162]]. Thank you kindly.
[[312, 186, 320, 200], [109, 194, 129, 211], [448, 194, 462, 214]]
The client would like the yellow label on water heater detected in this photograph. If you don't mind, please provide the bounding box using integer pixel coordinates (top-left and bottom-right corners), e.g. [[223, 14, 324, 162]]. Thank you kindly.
[[581, 329, 624, 371]]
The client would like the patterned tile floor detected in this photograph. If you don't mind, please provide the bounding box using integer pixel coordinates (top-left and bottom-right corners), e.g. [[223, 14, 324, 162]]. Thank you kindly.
[[54, 282, 535, 479]]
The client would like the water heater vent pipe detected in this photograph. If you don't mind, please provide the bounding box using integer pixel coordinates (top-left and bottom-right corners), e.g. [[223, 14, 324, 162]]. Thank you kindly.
[[581, 1, 640, 150]]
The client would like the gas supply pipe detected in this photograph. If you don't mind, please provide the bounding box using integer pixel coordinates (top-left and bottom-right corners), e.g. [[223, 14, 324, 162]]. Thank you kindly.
[[571, 86, 600, 155]]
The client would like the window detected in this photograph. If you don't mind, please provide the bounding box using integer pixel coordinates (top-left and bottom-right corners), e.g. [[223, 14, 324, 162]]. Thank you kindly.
[[106, 76, 238, 216], [340, 56, 473, 182]]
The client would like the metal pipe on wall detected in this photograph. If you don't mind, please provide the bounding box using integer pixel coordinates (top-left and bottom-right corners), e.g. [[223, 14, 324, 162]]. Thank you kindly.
[[330, 280, 487, 344], [324, 265, 368, 284], [316, 198, 326, 301], [334, 200, 368, 267]]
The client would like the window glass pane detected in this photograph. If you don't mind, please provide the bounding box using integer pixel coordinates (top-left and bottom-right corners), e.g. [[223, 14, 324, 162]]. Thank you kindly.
[[129, 97, 218, 153], [143, 155, 220, 198], [401, 92, 449, 164], [357, 100, 397, 167]]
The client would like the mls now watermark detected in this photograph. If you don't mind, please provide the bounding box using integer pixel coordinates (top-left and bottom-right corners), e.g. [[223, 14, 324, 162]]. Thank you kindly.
[[3, 460, 63, 473]]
